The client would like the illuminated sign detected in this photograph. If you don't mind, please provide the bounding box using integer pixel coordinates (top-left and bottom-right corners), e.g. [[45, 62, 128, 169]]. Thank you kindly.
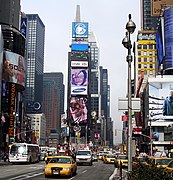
[[151, 0, 173, 17], [8, 83, 16, 138], [70, 96, 88, 124], [71, 41, 89, 51], [71, 68, 88, 95], [71, 61, 88, 67], [70, 51, 89, 61], [72, 22, 88, 38], [137, 33, 156, 40]]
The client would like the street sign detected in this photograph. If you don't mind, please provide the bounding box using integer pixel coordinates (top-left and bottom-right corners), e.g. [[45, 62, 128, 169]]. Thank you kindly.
[[73, 125, 81, 132]]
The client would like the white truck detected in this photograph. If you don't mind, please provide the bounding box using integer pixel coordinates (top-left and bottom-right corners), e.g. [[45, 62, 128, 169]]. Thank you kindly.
[[76, 150, 92, 166]]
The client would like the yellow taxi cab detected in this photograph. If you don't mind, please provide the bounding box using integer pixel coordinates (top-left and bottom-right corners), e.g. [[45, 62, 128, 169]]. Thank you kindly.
[[132, 156, 149, 166], [104, 154, 116, 164], [98, 152, 104, 160], [44, 156, 77, 178], [115, 155, 128, 168], [165, 160, 173, 174], [150, 157, 172, 168]]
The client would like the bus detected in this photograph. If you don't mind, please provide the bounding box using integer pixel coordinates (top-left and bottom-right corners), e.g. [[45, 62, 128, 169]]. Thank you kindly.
[[9, 143, 40, 163]]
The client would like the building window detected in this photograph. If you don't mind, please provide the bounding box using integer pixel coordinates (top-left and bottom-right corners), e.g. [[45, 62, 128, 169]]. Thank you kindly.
[[138, 64, 141, 68]]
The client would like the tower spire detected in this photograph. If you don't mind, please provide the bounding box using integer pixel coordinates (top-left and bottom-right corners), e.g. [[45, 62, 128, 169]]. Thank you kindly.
[[75, 5, 81, 22]]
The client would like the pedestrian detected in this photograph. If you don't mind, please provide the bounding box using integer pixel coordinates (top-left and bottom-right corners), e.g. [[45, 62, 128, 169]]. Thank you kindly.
[[163, 91, 173, 116]]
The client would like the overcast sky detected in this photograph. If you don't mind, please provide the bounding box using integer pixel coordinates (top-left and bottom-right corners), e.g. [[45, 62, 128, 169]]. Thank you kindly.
[[21, 0, 140, 144]]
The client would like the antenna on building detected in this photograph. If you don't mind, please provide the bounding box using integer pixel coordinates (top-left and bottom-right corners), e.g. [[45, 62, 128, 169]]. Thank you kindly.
[[75, 5, 81, 22]]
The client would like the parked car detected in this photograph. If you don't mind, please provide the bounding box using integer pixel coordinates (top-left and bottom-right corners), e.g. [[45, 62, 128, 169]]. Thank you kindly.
[[44, 156, 77, 178]]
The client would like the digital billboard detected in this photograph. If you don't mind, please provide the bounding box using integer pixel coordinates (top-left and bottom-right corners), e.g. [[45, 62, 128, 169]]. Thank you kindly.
[[70, 51, 89, 61], [71, 68, 88, 95], [70, 96, 88, 124], [151, 0, 173, 17], [72, 22, 88, 38], [0, 26, 3, 111], [20, 16, 27, 38], [2, 51, 26, 88], [71, 61, 88, 67], [164, 8, 173, 70], [71, 41, 89, 51], [148, 76, 173, 119]]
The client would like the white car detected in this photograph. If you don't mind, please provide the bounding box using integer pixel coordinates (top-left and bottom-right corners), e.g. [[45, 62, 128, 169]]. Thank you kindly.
[[76, 150, 92, 166]]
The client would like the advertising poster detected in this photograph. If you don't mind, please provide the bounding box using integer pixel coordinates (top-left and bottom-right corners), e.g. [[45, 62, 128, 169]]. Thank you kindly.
[[70, 96, 88, 124], [71, 68, 88, 95], [0, 26, 3, 111], [70, 51, 89, 61], [71, 41, 89, 51], [164, 8, 173, 70], [151, 0, 173, 17], [148, 77, 173, 119], [71, 61, 88, 67], [72, 22, 88, 38], [2, 51, 26, 88], [20, 16, 27, 38]]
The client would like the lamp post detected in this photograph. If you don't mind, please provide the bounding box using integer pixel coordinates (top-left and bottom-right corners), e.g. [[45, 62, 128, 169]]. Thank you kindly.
[[149, 112, 154, 156], [122, 14, 136, 172]]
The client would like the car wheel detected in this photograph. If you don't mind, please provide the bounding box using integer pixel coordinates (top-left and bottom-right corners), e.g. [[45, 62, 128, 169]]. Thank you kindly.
[[73, 168, 77, 175], [89, 162, 92, 166], [45, 175, 49, 178], [69, 170, 73, 178]]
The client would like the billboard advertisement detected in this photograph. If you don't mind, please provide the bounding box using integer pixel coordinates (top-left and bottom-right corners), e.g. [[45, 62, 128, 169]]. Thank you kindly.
[[71, 41, 89, 51], [20, 16, 27, 38], [0, 26, 3, 111], [72, 22, 88, 38], [151, 0, 173, 17], [70, 51, 89, 61], [148, 76, 173, 119], [71, 68, 88, 95], [70, 96, 88, 124], [2, 51, 26, 88], [71, 61, 88, 67], [164, 8, 173, 70]]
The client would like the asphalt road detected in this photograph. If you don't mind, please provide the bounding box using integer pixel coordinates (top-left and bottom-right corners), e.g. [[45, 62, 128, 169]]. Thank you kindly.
[[0, 160, 115, 180]]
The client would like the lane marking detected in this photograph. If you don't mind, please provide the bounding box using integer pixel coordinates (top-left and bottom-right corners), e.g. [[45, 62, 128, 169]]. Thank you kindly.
[[82, 170, 87, 174], [109, 168, 118, 180], [19, 172, 43, 180]]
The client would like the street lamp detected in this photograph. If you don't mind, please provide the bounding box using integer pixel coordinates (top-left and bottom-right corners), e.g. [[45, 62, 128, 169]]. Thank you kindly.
[[122, 14, 136, 172]]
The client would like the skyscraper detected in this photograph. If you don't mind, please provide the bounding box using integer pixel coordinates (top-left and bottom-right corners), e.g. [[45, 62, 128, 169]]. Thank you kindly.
[[0, 0, 20, 30], [25, 14, 45, 113], [43, 72, 65, 139]]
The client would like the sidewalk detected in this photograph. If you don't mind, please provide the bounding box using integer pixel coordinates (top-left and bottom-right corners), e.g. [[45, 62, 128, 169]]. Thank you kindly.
[[109, 168, 128, 180]]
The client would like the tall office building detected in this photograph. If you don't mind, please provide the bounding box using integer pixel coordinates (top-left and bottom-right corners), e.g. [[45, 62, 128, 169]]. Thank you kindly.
[[88, 32, 101, 144], [25, 14, 45, 113], [43, 73, 64, 141], [0, 0, 20, 30], [42, 80, 60, 144], [43, 73, 64, 116]]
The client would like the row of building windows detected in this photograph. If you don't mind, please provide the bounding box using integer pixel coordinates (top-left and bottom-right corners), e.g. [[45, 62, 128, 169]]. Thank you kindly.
[[138, 64, 154, 68], [138, 44, 156, 49]]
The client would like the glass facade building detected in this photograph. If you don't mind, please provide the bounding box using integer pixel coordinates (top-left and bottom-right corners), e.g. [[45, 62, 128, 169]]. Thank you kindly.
[[25, 14, 45, 113]]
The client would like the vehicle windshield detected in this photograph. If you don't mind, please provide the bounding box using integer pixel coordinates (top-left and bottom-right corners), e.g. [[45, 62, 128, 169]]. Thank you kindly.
[[156, 159, 172, 165], [10, 144, 27, 155], [107, 155, 115, 158], [49, 158, 71, 164], [118, 155, 127, 160], [137, 157, 147, 162], [77, 151, 90, 155]]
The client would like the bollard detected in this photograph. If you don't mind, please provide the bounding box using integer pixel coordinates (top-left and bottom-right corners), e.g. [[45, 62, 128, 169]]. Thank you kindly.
[[119, 160, 122, 180]]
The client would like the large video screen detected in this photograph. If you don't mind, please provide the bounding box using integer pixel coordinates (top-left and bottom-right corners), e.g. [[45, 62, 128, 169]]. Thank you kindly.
[[71, 41, 88, 51], [70, 96, 88, 124], [70, 51, 89, 61], [149, 77, 173, 119], [72, 22, 88, 38], [2, 51, 26, 88], [71, 68, 88, 95]]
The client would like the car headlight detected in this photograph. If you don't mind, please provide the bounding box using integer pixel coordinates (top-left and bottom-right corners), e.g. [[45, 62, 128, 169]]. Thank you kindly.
[[45, 167, 51, 171], [63, 168, 70, 170], [76, 158, 79, 161]]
